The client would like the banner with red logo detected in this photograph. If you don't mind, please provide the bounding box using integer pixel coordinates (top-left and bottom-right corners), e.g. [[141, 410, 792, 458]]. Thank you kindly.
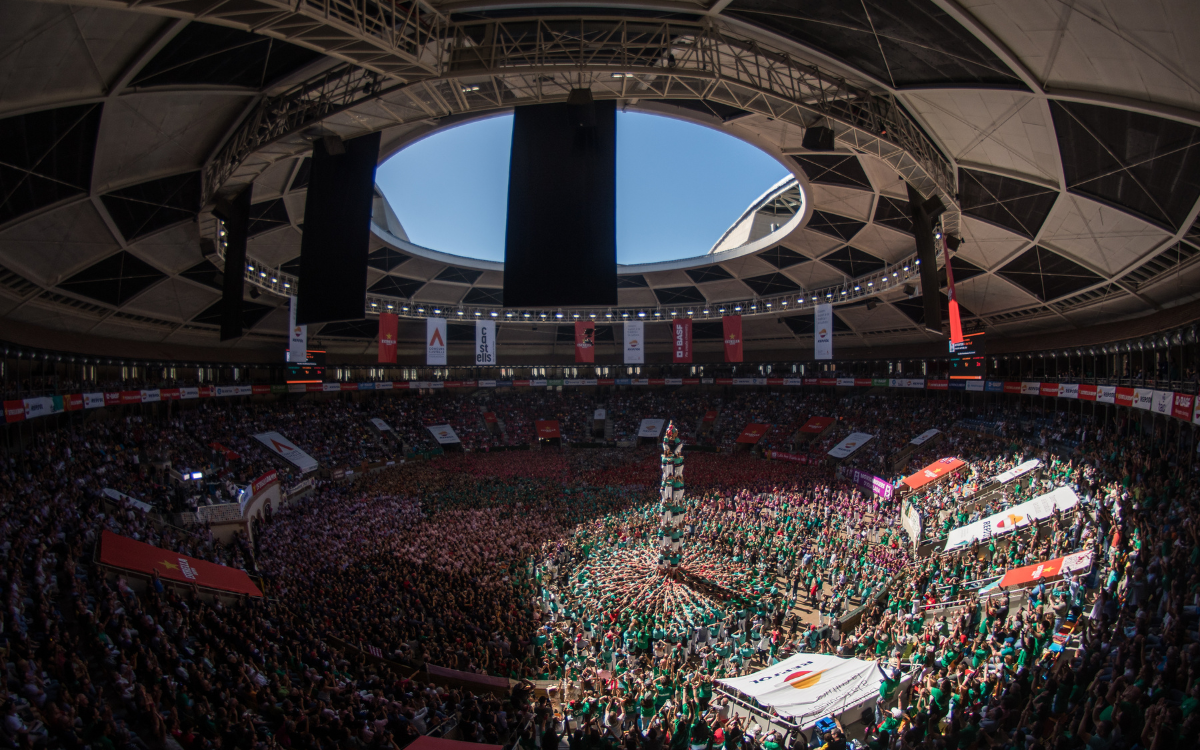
[[1040, 383, 1060, 397], [926, 380, 948, 390], [573, 321, 595, 363], [535, 420, 561, 439], [120, 391, 141, 405], [672, 318, 692, 363], [999, 550, 1093, 589], [3, 401, 24, 423], [253, 431, 319, 473], [901, 457, 966, 491], [1003, 382, 1022, 394], [377, 313, 398, 363], [100, 531, 262, 597], [702, 410, 718, 424], [483, 412, 497, 425], [1172, 393, 1194, 421], [250, 470, 278, 495], [944, 486, 1079, 552], [798, 416, 835, 434], [722, 315, 743, 362], [736, 423, 769, 444], [814, 303, 833, 360], [63, 394, 83, 411], [1078, 384, 1098, 401], [1114, 387, 1135, 407]]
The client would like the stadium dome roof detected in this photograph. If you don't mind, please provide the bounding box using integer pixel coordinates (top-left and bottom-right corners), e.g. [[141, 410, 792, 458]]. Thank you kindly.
[[1, 0, 1198, 360]]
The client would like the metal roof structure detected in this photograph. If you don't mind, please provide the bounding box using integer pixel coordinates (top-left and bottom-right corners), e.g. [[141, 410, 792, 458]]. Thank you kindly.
[[1, 0, 1198, 360]]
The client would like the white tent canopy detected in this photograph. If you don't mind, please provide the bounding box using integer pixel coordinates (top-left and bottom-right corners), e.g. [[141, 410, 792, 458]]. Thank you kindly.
[[717, 653, 890, 729]]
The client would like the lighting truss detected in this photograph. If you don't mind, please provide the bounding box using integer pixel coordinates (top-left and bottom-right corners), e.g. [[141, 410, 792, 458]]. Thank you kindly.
[[197, 15, 957, 233], [227, 232, 925, 325]]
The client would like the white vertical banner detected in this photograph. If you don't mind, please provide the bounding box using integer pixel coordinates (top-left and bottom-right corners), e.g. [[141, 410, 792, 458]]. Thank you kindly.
[[624, 320, 645, 364], [475, 320, 496, 365], [288, 296, 307, 362], [426, 318, 447, 365], [814, 303, 833, 360]]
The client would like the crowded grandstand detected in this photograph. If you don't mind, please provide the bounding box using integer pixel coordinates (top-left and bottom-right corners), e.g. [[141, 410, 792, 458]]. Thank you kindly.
[[4, 1, 1200, 749]]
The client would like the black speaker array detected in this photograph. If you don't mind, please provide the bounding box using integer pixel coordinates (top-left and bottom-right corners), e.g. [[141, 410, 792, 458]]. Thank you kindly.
[[503, 100, 618, 308], [907, 183, 946, 335], [213, 188, 251, 342], [297, 132, 381, 326]]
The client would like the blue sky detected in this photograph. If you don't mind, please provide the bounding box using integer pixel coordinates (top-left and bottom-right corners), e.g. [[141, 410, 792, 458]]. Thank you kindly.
[[375, 111, 790, 265]]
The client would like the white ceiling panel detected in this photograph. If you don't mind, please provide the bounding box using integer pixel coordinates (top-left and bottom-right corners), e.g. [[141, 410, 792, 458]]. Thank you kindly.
[[1038, 193, 1171, 275], [955, 273, 1041, 315], [123, 276, 217, 321], [808, 184, 874, 221], [850, 224, 915, 264], [126, 221, 203, 274], [905, 89, 1060, 184], [958, 216, 1033, 270], [0, 200, 118, 285], [92, 93, 248, 192], [248, 226, 302, 269]]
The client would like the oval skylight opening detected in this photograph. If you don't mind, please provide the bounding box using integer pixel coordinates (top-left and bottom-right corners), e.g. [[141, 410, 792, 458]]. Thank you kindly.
[[375, 111, 792, 265]]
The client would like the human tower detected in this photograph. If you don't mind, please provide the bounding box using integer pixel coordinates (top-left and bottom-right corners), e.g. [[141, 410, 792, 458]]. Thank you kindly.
[[659, 420, 685, 575]]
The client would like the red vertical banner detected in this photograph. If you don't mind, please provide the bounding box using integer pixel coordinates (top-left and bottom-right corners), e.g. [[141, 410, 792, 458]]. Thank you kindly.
[[945, 238, 963, 344], [722, 315, 743, 362], [672, 318, 692, 363], [575, 320, 595, 363], [378, 313, 398, 363]]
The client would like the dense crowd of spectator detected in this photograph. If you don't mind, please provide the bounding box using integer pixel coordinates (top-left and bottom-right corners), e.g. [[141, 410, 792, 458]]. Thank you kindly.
[[1, 382, 1198, 750]]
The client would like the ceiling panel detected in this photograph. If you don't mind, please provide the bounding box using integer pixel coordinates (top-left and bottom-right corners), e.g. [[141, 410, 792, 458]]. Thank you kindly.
[[964, 0, 1200, 112], [248, 225, 302, 269], [0, 5, 161, 112], [725, 0, 1024, 87], [413, 282, 467, 304], [906, 89, 1060, 184], [785, 261, 846, 290], [617, 288, 657, 306], [956, 216, 1031, 271], [696, 279, 751, 302], [806, 209, 866, 242], [997, 245, 1104, 301], [1051, 99, 1200, 231], [777, 229, 843, 259], [644, 269, 693, 286], [126, 221, 204, 275], [99, 171, 200, 242], [122, 276, 218, 321], [131, 21, 323, 89], [1038, 193, 1170, 275], [0, 103, 102, 226], [849, 224, 915, 264], [0, 200, 117, 285], [958, 167, 1059, 238], [834, 301, 915, 331], [792, 154, 872, 190], [808, 184, 874, 221], [58, 249, 167, 306], [91, 93, 246, 192], [858, 154, 908, 197]]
